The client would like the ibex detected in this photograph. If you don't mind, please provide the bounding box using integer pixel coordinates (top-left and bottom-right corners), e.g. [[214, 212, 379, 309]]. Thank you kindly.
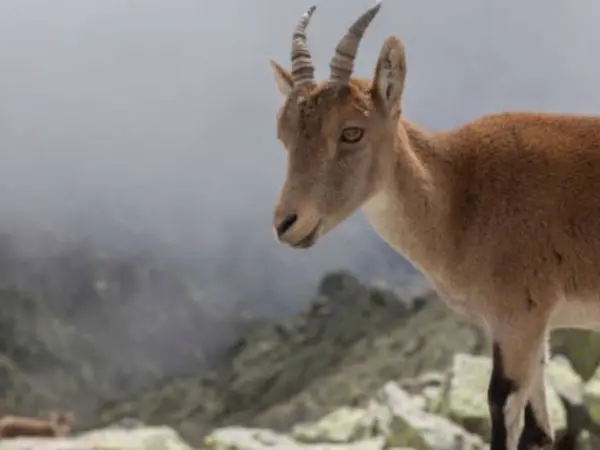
[[269, 2, 600, 449], [0, 411, 74, 439]]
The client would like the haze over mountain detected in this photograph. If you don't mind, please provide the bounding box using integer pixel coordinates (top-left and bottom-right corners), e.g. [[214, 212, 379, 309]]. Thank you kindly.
[[0, 0, 599, 314]]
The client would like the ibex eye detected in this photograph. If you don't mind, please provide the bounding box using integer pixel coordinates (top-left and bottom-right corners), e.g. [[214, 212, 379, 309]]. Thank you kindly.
[[340, 127, 364, 144]]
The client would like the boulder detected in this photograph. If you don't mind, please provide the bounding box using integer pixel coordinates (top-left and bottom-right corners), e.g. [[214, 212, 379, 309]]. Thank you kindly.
[[552, 330, 600, 382], [292, 406, 372, 443], [547, 354, 585, 406], [367, 381, 485, 450], [0, 425, 194, 450], [204, 426, 385, 450], [398, 371, 447, 414]]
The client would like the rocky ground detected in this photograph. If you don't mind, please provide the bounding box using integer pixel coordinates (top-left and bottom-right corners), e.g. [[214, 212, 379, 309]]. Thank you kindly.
[[2, 270, 600, 449], [4, 350, 600, 449], [94, 271, 489, 442]]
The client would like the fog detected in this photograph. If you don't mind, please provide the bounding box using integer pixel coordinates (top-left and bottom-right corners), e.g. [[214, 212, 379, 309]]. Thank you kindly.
[[0, 0, 599, 313]]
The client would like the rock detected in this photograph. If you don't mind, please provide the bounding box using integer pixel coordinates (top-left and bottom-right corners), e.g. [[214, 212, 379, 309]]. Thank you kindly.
[[583, 364, 600, 424], [552, 330, 600, 382], [204, 427, 298, 449], [398, 372, 446, 397], [0, 426, 195, 450], [204, 426, 385, 450], [546, 354, 584, 406], [292, 406, 371, 443], [368, 381, 485, 450], [398, 371, 447, 414], [102, 416, 147, 430], [440, 353, 492, 439]]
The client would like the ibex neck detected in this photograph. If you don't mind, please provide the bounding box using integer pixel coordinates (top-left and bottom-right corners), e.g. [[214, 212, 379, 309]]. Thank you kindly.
[[361, 119, 450, 278]]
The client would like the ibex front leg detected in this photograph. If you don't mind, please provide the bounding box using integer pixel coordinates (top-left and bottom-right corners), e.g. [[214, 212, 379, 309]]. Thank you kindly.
[[488, 315, 553, 450], [518, 340, 554, 450]]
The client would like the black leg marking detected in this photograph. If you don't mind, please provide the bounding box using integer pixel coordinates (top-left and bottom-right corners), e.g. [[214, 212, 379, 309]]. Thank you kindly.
[[517, 402, 553, 449], [488, 343, 518, 450], [553, 393, 587, 450]]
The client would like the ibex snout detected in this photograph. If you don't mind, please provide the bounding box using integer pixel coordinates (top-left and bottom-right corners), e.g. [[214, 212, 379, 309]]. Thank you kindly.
[[273, 205, 321, 249], [275, 213, 298, 239]]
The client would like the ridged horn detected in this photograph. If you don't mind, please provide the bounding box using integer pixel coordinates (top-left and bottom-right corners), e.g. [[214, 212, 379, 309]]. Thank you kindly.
[[291, 5, 317, 88], [329, 1, 382, 85]]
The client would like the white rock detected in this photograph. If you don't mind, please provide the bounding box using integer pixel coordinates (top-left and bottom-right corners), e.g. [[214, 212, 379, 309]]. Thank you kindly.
[[370, 381, 486, 450], [205, 426, 385, 450], [292, 407, 369, 443], [0, 425, 195, 450]]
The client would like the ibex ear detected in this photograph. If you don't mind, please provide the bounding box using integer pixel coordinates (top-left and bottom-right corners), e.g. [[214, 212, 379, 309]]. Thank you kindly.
[[269, 60, 294, 97], [371, 36, 407, 118]]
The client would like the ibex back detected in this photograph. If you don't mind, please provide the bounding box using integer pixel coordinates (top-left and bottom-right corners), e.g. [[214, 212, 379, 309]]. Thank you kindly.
[[268, 2, 600, 450]]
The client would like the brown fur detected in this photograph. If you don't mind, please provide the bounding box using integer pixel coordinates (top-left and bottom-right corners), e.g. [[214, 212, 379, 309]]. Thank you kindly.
[[269, 6, 600, 450], [0, 411, 74, 439]]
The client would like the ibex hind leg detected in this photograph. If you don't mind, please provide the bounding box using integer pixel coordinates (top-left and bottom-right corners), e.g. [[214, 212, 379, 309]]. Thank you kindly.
[[488, 316, 553, 450]]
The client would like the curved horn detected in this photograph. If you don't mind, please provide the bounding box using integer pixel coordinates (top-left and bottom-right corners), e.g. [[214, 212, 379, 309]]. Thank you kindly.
[[329, 1, 382, 85], [291, 5, 317, 88]]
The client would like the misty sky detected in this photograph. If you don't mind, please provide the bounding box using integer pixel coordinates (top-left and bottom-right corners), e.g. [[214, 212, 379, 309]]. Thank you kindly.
[[1, 0, 600, 311]]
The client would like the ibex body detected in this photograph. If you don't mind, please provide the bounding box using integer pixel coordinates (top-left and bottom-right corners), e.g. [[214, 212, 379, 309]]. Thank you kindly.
[[0, 411, 74, 439], [269, 2, 600, 450]]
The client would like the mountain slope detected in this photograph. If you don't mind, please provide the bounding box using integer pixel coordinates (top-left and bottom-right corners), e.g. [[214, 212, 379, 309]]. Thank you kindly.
[[95, 271, 490, 446], [0, 236, 253, 420]]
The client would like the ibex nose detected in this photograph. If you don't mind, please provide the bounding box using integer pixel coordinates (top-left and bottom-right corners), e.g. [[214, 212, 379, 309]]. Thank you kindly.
[[275, 213, 298, 239]]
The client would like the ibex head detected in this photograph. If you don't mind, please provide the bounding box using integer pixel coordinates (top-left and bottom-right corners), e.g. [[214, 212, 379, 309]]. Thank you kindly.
[[270, 2, 407, 248]]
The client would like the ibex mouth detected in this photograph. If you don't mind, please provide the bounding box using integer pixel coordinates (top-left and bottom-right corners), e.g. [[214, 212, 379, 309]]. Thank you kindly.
[[290, 221, 321, 249]]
